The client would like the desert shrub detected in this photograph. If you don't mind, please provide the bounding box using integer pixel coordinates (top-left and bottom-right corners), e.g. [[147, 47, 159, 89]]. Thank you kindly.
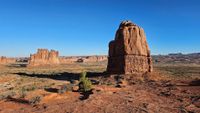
[[19, 87, 27, 98], [0, 91, 16, 100], [26, 85, 36, 91], [29, 96, 41, 105], [58, 84, 72, 94], [79, 72, 92, 92]]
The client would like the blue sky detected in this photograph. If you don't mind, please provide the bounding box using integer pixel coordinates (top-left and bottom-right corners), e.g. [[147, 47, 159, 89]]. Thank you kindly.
[[0, 0, 200, 57]]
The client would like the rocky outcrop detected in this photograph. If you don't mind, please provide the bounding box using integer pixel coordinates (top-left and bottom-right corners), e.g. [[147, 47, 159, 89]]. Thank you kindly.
[[28, 49, 60, 66], [0, 56, 16, 64], [80, 56, 107, 63], [107, 20, 153, 74], [59, 56, 107, 64], [59, 56, 80, 64]]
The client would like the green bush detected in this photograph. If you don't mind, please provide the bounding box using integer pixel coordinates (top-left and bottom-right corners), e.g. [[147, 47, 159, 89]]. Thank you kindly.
[[79, 72, 92, 92]]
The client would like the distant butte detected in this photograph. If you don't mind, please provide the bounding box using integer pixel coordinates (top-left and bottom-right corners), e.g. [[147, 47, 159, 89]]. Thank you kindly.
[[28, 49, 60, 66], [0, 56, 16, 64]]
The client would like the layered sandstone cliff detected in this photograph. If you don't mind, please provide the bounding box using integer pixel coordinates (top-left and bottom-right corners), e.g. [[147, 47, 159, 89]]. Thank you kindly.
[[59, 56, 80, 64], [0, 56, 16, 64], [59, 56, 107, 64], [79, 56, 107, 63], [107, 20, 153, 74], [28, 49, 60, 66]]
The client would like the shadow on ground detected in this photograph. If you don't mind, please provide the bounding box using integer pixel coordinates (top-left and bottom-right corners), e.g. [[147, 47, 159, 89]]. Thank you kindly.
[[79, 90, 94, 100], [14, 72, 107, 81], [6, 97, 30, 104], [7, 63, 27, 68], [44, 88, 58, 93], [189, 79, 200, 86]]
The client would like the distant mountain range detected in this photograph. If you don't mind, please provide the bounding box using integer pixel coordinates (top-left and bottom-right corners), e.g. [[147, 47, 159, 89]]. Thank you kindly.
[[152, 53, 200, 64]]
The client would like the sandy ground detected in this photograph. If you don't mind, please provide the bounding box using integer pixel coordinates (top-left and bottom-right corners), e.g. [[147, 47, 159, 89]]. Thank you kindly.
[[0, 62, 199, 113]]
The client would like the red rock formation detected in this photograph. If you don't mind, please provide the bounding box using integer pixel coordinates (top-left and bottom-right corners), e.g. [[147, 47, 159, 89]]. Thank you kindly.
[[59, 56, 107, 64], [59, 56, 80, 64], [81, 56, 107, 63], [107, 20, 153, 74], [0, 56, 16, 64], [28, 49, 60, 66]]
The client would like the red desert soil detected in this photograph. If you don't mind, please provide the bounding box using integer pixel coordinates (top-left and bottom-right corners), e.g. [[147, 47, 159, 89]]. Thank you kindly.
[[0, 74, 199, 113]]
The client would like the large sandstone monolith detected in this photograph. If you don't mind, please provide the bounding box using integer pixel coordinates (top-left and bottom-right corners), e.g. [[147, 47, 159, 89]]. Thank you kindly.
[[28, 49, 60, 66], [107, 20, 153, 74]]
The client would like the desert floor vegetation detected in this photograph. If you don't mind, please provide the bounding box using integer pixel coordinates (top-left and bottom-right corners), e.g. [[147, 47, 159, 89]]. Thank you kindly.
[[0, 61, 199, 113]]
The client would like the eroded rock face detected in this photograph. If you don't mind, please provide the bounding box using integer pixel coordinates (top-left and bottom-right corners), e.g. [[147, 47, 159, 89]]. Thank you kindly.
[[28, 49, 60, 66], [81, 56, 107, 63], [59, 56, 80, 64], [59, 56, 107, 64], [0, 56, 16, 64], [107, 20, 153, 74]]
